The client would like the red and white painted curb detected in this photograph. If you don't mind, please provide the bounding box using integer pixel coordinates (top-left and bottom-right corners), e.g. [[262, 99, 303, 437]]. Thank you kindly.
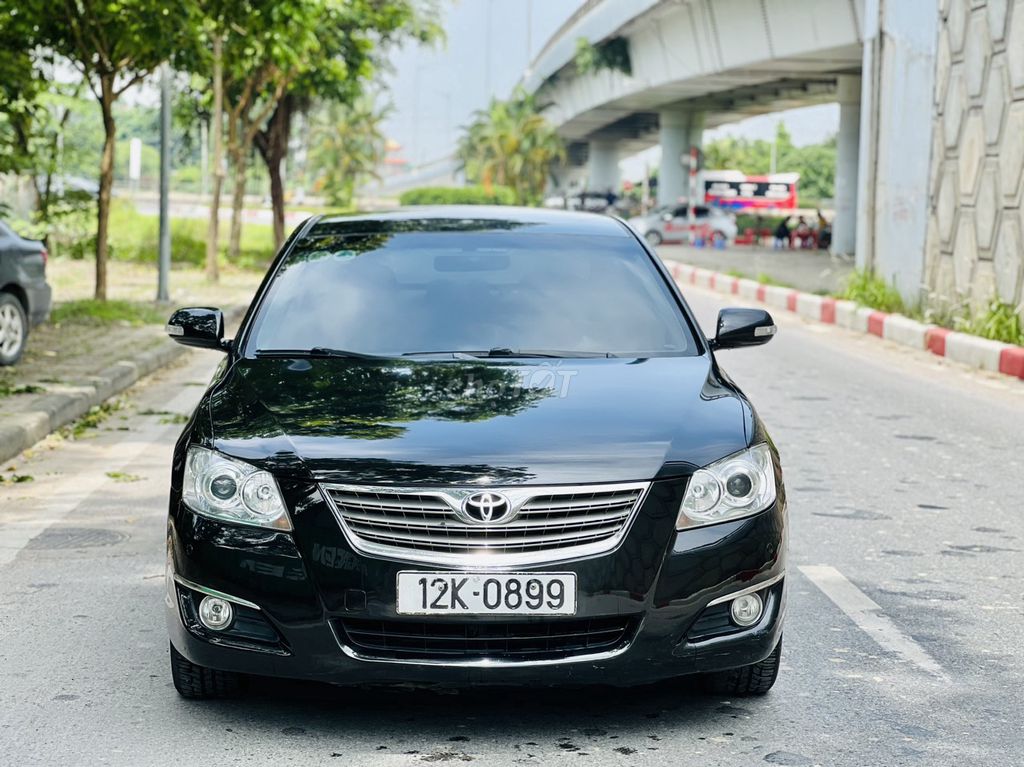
[[666, 260, 1024, 381]]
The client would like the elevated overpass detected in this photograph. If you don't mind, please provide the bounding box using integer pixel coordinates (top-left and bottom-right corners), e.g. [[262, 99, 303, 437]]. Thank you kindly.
[[524, 0, 940, 301], [524, 0, 865, 254]]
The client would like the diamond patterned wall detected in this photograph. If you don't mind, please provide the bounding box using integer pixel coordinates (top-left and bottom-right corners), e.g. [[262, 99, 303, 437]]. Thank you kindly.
[[928, 0, 1024, 315]]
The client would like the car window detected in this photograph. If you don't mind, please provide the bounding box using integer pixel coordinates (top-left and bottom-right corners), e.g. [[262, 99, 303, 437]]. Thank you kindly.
[[245, 228, 696, 357], [670, 206, 688, 218], [694, 206, 709, 217]]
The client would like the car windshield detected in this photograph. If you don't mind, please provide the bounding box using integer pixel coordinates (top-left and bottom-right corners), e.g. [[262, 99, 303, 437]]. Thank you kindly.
[[245, 225, 696, 358]]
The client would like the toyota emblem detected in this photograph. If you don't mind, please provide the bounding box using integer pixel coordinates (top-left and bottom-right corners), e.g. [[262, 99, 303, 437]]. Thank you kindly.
[[462, 492, 512, 524]]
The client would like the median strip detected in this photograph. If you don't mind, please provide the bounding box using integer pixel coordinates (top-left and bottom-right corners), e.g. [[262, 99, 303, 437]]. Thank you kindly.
[[667, 259, 1024, 381]]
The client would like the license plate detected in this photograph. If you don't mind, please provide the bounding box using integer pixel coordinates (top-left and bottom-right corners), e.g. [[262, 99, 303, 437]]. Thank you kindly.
[[396, 572, 577, 615]]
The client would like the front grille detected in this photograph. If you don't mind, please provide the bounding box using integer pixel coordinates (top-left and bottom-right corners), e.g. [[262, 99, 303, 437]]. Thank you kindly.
[[338, 616, 638, 662], [321, 482, 649, 565]]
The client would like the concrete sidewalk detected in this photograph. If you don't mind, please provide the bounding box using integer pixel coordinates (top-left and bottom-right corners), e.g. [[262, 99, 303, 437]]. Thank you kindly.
[[657, 243, 855, 295], [0, 307, 245, 466]]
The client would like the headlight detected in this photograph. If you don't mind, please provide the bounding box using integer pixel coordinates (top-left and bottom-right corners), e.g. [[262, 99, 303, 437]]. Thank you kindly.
[[183, 446, 291, 530], [677, 443, 777, 529]]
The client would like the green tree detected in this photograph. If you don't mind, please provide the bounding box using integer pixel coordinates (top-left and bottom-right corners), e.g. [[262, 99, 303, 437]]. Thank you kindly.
[[457, 88, 566, 206], [308, 97, 391, 207], [180, 0, 440, 271], [0, 7, 44, 179], [252, 0, 441, 250], [14, 0, 198, 300]]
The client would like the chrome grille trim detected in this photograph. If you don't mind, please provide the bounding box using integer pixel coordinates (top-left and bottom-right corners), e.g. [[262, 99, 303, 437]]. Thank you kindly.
[[320, 481, 651, 567]]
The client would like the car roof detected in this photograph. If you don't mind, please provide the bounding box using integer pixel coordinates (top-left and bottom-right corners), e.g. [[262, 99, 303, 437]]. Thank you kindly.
[[312, 206, 631, 238]]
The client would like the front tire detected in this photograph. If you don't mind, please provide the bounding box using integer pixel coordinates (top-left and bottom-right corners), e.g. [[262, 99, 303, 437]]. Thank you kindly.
[[169, 643, 245, 699], [644, 230, 663, 247], [702, 637, 782, 696], [0, 292, 28, 367]]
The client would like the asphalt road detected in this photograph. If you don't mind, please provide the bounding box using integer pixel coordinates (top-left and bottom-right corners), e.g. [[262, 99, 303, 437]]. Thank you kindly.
[[1, 284, 1022, 767]]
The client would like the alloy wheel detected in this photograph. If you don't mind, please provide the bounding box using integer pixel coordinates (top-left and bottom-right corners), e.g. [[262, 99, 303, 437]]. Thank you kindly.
[[0, 303, 25, 358]]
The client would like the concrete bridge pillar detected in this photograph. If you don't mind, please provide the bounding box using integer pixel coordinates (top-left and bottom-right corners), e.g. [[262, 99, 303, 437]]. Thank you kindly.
[[855, 0, 938, 302], [587, 140, 621, 193], [658, 109, 704, 207], [831, 74, 862, 256]]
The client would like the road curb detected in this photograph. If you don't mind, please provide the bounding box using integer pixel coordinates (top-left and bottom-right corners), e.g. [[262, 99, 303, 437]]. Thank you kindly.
[[665, 259, 1024, 382], [0, 307, 244, 467], [0, 340, 187, 466]]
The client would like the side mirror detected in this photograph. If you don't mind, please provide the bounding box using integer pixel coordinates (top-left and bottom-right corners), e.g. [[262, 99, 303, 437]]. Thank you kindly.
[[661, 212, 673, 221], [165, 307, 227, 351], [709, 308, 776, 351]]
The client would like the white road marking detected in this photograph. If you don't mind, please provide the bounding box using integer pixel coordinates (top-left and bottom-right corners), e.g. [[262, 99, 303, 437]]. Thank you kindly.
[[0, 374, 206, 569], [799, 564, 948, 680]]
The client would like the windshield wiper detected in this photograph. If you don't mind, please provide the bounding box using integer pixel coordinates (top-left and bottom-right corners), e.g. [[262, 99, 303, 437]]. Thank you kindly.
[[488, 348, 616, 358], [403, 348, 615, 359], [255, 347, 388, 360]]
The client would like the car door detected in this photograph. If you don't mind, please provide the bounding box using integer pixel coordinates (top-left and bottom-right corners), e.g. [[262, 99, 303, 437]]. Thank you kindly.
[[662, 206, 689, 242]]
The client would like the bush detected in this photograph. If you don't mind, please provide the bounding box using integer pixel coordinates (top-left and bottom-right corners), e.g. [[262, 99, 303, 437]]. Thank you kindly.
[[956, 300, 1024, 346], [735, 213, 787, 233], [399, 185, 517, 206], [838, 270, 905, 314]]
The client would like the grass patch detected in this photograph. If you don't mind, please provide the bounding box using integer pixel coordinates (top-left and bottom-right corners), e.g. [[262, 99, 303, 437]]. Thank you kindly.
[[0, 380, 45, 398], [399, 185, 516, 206], [838, 271, 1024, 346], [105, 200, 275, 270], [755, 272, 793, 288], [290, 204, 359, 217], [721, 269, 795, 289], [837, 270, 905, 314], [51, 299, 166, 326], [956, 300, 1024, 346]]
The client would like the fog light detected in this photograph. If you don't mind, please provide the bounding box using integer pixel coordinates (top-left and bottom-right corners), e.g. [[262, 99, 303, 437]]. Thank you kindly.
[[198, 596, 234, 631], [730, 592, 763, 627]]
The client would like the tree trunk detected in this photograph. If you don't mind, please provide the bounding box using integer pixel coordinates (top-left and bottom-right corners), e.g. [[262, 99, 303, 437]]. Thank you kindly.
[[255, 96, 293, 252], [205, 32, 224, 283], [95, 76, 117, 301], [268, 154, 286, 251], [228, 146, 248, 261]]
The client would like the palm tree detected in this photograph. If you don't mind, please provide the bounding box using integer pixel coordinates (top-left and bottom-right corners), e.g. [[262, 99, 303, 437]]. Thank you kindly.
[[456, 88, 565, 205], [310, 97, 391, 207]]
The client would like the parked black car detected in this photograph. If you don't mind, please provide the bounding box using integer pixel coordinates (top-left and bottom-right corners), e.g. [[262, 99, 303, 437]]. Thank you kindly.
[[164, 207, 786, 699], [0, 221, 52, 366]]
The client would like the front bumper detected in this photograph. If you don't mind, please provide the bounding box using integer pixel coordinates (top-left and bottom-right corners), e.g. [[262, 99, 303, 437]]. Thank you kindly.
[[167, 478, 786, 687], [26, 280, 51, 327]]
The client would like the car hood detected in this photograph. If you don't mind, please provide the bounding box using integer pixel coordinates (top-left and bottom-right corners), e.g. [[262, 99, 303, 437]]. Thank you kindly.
[[205, 356, 752, 486]]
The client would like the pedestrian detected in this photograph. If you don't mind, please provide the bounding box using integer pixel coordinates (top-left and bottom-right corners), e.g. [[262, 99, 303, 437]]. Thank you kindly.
[[816, 208, 831, 250], [773, 216, 791, 249], [795, 216, 811, 248]]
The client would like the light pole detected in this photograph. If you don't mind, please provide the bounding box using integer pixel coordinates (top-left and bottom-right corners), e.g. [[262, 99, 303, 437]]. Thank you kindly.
[[157, 62, 171, 303]]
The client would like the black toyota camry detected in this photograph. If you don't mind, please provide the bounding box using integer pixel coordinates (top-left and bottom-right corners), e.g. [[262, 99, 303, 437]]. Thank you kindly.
[[164, 207, 786, 699]]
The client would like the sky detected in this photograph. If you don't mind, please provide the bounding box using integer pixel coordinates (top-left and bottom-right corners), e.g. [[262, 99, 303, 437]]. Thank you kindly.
[[380, 0, 581, 169], [382, 0, 839, 179]]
